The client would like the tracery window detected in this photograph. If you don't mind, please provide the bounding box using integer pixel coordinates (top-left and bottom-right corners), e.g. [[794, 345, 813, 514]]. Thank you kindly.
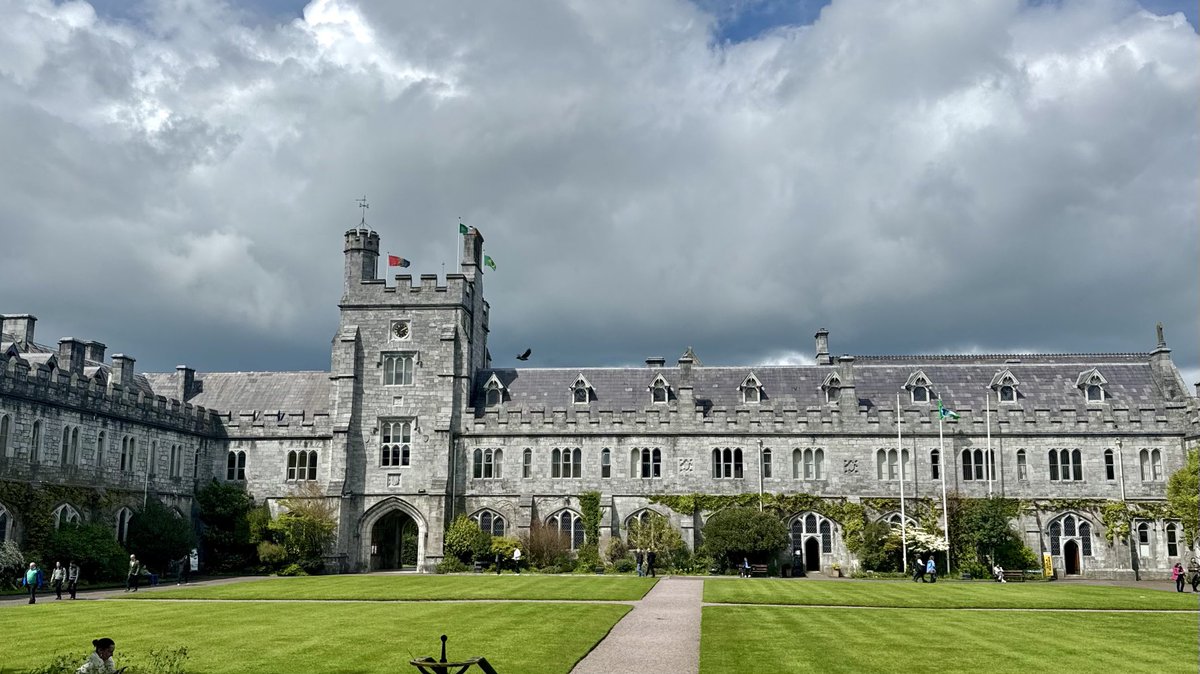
[[115, 507, 133, 543], [381, 420, 412, 467], [790, 512, 833, 555], [473, 510, 506, 537], [52, 504, 81, 529], [383, 353, 415, 386], [548, 510, 585, 550]]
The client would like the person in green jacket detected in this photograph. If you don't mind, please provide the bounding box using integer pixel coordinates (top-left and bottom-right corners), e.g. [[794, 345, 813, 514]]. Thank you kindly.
[[23, 562, 43, 604]]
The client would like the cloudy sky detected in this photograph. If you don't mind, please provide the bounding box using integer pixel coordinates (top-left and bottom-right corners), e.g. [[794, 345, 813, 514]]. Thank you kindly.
[[1, 0, 1196, 387]]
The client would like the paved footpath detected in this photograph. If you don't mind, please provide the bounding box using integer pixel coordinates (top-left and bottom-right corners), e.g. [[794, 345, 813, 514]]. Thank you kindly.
[[571, 576, 702, 674]]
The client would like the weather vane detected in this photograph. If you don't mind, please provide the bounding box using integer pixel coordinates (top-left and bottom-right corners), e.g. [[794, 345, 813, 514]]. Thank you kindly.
[[356, 196, 369, 225]]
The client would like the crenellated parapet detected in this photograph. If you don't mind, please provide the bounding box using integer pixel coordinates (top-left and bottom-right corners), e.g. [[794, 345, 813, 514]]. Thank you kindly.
[[214, 408, 334, 439], [341, 272, 478, 308], [0, 355, 217, 434]]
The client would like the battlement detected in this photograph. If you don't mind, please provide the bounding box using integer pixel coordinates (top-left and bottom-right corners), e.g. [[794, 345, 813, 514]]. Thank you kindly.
[[462, 398, 1195, 436], [212, 408, 334, 438], [344, 228, 380, 253], [0, 356, 218, 434], [342, 271, 478, 307]]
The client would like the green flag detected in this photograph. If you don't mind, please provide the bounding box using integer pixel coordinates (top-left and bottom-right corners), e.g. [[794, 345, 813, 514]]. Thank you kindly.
[[937, 399, 960, 420], [459, 223, 469, 235], [484, 255, 496, 271]]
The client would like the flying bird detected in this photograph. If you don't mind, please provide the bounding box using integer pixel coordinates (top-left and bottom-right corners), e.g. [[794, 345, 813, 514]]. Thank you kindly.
[[516, 348, 532, 361]]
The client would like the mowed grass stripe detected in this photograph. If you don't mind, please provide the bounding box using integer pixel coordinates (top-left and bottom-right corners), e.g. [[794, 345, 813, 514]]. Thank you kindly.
[[700, 606, 1198, 674], [138, 575, 657, 601], [0, 600, 630, 674], [703, 579, 1200, 610]]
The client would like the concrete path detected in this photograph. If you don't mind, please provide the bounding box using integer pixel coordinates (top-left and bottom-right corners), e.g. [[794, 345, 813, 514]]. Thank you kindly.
[[0, 575, 261, 607], [571, 576, 702, 674]]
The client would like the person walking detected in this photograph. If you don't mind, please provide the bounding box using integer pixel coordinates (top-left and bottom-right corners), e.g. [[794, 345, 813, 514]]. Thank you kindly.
[[77, 637, 124, 674], [511, 546, 521, 575], [23, 562, 43, 604], [178, 553, 190, 585], [913, 556, 925, 582], [125, 555, 140, 593], [1172, 562, 1185, 592], [67, 561, 80, 599], [51, 561, 66, 600], [1187, 558, 1200, 593], [634, 548, 644, 577], [925, 556, 937, 583], [646, 549, 657, 578]]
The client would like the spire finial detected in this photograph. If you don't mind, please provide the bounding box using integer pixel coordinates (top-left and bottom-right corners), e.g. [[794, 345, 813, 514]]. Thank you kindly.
[[1156, 322, 1166, 348]]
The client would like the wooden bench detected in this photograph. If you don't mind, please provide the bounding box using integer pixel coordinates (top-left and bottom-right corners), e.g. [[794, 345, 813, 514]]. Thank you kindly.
[[1002, 570, 1026, 583]]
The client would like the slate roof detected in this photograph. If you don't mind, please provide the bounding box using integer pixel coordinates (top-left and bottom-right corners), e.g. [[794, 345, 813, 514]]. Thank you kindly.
[[473, 353, 1176, 412], [142, 371, 331, 414], [1, 332, 155, 396]]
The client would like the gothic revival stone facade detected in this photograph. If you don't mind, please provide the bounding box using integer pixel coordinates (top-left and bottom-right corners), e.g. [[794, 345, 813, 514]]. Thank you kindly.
[[2, 226, 1197, 579]]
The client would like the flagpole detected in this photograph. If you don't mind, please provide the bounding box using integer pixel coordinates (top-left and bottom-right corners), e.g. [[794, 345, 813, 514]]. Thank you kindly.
[[938, 404, 949, 573], [898, 392, 907, 573], [986, 394, 993, 497]]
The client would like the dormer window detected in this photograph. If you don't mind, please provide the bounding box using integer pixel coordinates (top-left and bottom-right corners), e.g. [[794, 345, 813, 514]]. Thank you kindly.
[[649, 375, 670, 404], [1076, 368, 1108, 405], [483, 374, 506, 407], [570, 375, 593, 405], [740, 373, 763, 404], [990, 369, 1019, 404], [905, 370, 932, 403], [820, 372, 841, 404]]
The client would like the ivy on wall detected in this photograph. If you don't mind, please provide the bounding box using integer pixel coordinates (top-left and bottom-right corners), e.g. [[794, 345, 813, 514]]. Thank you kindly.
[[0, 480, 135, 555]]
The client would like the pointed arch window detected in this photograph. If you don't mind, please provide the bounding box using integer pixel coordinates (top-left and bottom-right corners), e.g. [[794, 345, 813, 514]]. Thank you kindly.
[[548, 511, 585, 550], [990, 370, 1020, 404], [650, 375, 670, 404], [551, 448, 581, 479], [53, 504, 81, 529], [120, 436, 133, 472], [115, 507, 134, 543], [1049, 514, 1093, 558], [473, 510, 506, 537], [906, 371, 933, 404], [286, 450, 318, 481], [960, 449, 995, 481], [876, 449, 909, 481], [30, 420, 42, 462], [0, 503, 9, 543], [1166, 522, 1180, 557], [930, 449, 940, 480], [522, 448, 532, 479], [227, 450, 246, 480], [821, 372, 842, 404], [0, 414, 9, 458], [95, 431, 105, 468], [632, 448, 661, 479], [600, 448, 611, 478], [740, 374, 763, 404], [472, 448, 503, 479], [1076, 369, 1107, 404], [799, 448, 825, 480], [1016, 449, 1027, 481], [570, 375, 593, 405], [762, 448, 772, 478], [383, 352, 416, 386], [711, 447, 743, 479], [60, 425, 80, 466], [482, 374, 505, 407], [790, 513, 834, 555], [1049, 449, 1083, 482], [1103, 449, 1115, 481]]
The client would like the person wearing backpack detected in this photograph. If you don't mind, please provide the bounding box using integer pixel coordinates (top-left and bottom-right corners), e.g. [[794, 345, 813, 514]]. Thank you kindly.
[[925, 556, 937, 583]]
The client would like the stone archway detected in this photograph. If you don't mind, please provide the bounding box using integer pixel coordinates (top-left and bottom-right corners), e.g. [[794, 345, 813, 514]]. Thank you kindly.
[[359, 498, 427, 573], [1064, 540, 1081, 576], [804, 537, 821, 572]]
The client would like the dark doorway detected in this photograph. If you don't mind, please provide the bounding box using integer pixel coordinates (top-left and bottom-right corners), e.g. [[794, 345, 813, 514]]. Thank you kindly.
[[805, 537, 820, 572], [1064, 540, 1080, 575], [371, 511, 419, 571]]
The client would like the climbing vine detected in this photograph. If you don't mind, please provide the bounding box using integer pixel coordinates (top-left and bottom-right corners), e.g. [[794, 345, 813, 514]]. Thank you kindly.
[[0, 480, 134, 556]]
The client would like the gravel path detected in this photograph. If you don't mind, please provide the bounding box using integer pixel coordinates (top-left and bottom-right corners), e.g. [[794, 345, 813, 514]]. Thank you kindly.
[[571, 576, 702, 674]]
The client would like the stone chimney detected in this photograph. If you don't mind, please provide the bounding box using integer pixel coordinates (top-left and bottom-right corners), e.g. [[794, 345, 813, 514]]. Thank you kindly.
[[815, 328, 832, 366], [836, 355, 857, 414], [645, 356, 666, 368], [1, 314, 36, 347], [85, 341, 106, 363], [176, 365, 196, 402], [110, 354, 136, 389], [1149, 322, 1186, 400], [57, 338, 87, 376]]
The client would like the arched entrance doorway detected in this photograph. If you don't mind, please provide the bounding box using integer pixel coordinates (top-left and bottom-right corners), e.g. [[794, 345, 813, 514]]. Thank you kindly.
[[371, 511, 419, 571], [1063, 540, 1080, 576], [804, 537, 820, 572]]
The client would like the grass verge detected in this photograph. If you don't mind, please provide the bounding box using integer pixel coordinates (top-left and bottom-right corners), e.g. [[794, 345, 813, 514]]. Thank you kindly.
[[703, 578, 1200, 610], [0, 600, 630, 674], [134, 574, 656, 601], [701, 605, 1199, 673]]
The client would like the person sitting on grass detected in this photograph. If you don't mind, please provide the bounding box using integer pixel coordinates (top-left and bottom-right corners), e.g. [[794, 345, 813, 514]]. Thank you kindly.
[[77, 637, 126, 674]]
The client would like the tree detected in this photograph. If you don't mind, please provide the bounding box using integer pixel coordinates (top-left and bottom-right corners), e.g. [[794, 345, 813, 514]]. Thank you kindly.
[[700, 507, 788, 568], [269, 483, 337, 572], [42, 522, 129, 581], [847, 520, 899, 571], [127, 499, 197, 573], [1167, 448, 1199, 547], [195, 480, 256, 572], [443, 514, 491, 565]]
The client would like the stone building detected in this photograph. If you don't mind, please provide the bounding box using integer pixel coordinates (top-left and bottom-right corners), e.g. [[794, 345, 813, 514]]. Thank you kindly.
[[2, 226, 1197, 579]]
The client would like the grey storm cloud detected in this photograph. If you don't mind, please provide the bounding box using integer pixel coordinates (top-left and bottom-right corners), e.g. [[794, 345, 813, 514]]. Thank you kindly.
[[0, 0, 1196, 384]]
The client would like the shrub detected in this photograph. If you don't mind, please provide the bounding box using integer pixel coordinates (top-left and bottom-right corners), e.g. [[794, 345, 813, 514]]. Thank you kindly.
[[848, 520, 900, 572], [436, 557, 470, 574], [604, 536, 628, 564], [257, 541, 287, 567], [269, 483, 337, 572], [519, 521, 571, 569], [42, 522, 128, 581], [613, 558, 635, 573], [0, 540, 26, 589], [444, 515, 491, 564], [700, 507, 788, 569], [278, 562, 309, 576], [490, 535, 520, 562]]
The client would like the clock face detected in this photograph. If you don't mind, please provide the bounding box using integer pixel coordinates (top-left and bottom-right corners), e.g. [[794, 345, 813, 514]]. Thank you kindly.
[[392, 321, 410, 340]]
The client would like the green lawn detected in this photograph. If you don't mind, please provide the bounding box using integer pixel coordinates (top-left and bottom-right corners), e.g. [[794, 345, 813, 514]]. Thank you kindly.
[[703, 578, 1200, 610], [136, 574, 656, 601], [701, 606, 1199, 674], [0, 601, 630, 674]]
